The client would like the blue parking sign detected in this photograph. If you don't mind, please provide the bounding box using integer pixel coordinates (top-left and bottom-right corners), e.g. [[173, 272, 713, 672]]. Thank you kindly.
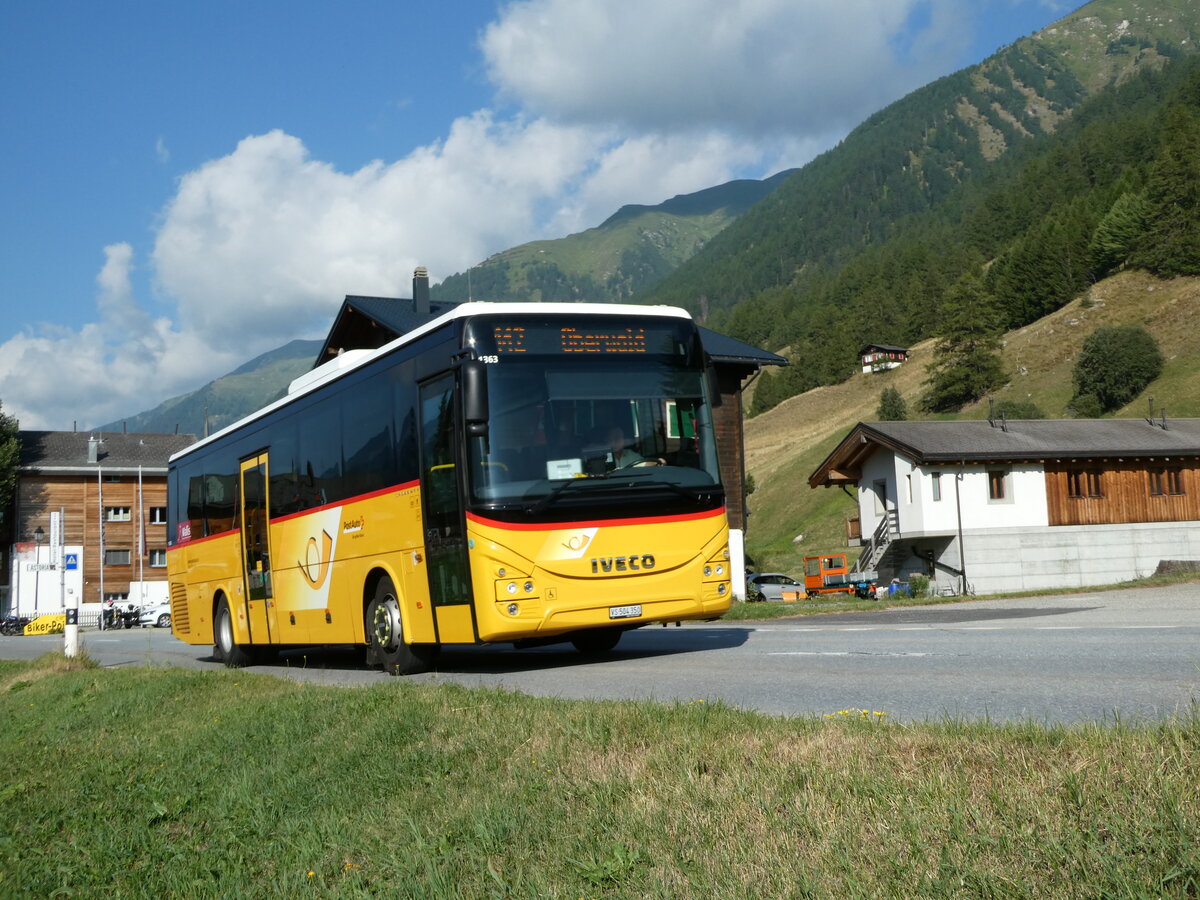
[[65, 553, 78, 570]]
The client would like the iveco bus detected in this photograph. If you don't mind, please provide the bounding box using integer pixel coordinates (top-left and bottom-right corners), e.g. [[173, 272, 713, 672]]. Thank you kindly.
[[166, 302, 732, 674]]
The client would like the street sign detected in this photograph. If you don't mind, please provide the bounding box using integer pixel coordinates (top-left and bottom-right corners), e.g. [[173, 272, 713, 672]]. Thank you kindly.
[[65, 553, 79, 571]]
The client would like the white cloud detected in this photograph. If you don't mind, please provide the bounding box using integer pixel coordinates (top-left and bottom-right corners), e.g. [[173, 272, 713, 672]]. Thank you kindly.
[[155, 136, 170, 164], [482, 0, 970, 137], [2, 0, 1000, 431]]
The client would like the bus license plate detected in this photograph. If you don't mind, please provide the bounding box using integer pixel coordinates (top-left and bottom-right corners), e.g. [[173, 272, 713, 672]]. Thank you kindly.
[[609, 604, 642, 619]]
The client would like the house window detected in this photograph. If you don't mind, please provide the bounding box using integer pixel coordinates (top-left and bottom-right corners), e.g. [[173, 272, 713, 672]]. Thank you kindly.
[[987, 470, 1007, 501], [873, 480, 887, 515], [1070, 468, 1103, 498], [149, 506, 167, 525], [149, 549, 167, 568], [1150, 467, 1185, 497], [104, 549, 131, 566], [1068, 470, 1084, 499], [103, 475, 123, 483], [905, 474, 912, 504], [104, 592, 129, 603], [1168, 468, 1185, 496], [931, 472, 942, 502], [106, 506, 132, 522]]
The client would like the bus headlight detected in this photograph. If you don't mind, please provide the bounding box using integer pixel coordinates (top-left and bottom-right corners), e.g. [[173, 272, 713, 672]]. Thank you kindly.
[[507, 603, 519, 616], [506, 582, 518, 594], [524, 581, 534, 593], [718, 584, 727, 595]]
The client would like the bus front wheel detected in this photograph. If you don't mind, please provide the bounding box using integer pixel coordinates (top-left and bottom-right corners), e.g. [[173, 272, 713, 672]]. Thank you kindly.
[[214, 597, 256, 668], [571, 627, 623, 655], [366, 578, 435, 676]]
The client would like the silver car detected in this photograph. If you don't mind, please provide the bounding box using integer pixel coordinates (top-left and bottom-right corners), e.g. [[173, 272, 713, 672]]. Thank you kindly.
[[746, 572, 802, 602], [138, 602, 172, 628]]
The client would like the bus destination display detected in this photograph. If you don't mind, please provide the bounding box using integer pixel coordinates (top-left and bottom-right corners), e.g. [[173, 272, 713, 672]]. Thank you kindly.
[[491, 325, 648, 354]]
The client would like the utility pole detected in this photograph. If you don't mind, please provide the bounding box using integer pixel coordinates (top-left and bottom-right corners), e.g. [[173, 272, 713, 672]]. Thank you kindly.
[[61, 507, 78, 658]]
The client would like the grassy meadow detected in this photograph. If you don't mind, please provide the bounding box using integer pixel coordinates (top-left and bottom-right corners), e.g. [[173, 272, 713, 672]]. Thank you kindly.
[[2, 653, 1198, 898]]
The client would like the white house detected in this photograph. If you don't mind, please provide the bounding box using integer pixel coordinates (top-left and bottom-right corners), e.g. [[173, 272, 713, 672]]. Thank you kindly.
[[858, 344, 909, 374], [809, 417, 1200, 595]]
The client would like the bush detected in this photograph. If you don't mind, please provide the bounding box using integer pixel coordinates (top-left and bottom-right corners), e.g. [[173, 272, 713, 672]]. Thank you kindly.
[[876, 386, 907, 421], [1071, 325, 1164, 413], [908, 574, 930, 596]]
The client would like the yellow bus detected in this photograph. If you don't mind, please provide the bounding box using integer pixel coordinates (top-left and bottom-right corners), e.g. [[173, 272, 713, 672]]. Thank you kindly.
[[166, 302, 732, 674]]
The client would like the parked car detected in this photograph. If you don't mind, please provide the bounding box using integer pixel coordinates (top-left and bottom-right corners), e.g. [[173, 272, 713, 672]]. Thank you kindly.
[[745, 572, 803, 602], [138, 602, 172, 629]]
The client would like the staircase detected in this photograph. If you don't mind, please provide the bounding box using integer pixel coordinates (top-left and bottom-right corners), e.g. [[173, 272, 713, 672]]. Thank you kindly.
[[855, 510, 898, 573]]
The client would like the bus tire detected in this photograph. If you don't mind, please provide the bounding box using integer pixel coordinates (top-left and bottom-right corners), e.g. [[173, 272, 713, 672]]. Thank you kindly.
[[571, 627, 622, 655], [214, 596, 256, 668], [366, 577, 435, 676]]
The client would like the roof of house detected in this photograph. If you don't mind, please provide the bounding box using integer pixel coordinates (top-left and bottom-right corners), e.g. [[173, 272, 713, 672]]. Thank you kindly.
[[809, 417, 1200, 487], [316, 294, 787, 371], [857, 343, 908, 355], [313, 295, 458, 368], [19, 431, 198, 473]]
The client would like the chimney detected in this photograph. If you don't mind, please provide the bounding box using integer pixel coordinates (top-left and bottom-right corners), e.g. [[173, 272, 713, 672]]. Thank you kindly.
[[87, 436, 99, 464], [413, 266, 430, 315]]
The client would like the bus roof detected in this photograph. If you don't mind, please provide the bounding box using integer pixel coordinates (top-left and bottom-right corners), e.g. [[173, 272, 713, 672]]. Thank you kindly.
[[170, 301, 693, 464]]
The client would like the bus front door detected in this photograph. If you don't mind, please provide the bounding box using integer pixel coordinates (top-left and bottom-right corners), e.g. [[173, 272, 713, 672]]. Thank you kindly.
[[419, 375, 474, 642], [238, 453, 276, 644]]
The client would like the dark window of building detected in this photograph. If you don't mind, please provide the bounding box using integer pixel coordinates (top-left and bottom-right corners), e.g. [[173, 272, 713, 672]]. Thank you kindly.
[[149, 506, 167, 525], [988, 470, 1007, 501], [104, 549, 131, 566], [1068, 470, 1084, 498], [1168, 467, 1185, 496], [931, 472, 941, 502]]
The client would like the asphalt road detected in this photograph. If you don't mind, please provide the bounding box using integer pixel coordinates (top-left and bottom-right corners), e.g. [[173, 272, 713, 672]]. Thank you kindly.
[[4, 582, 1198, 724]]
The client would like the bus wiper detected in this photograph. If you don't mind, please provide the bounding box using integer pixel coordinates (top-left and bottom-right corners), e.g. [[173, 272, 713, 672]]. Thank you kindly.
[[526, 473, 709, 514], [525, 474, 631, 514]]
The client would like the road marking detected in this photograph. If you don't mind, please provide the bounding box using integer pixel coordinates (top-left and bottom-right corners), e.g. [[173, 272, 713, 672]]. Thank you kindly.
[[770, 651, 934, 658]]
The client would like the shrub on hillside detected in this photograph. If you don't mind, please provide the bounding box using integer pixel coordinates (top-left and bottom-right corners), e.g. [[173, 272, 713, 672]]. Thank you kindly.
[[1071, 325, 1164, 413], [876, 387, 907, 421]]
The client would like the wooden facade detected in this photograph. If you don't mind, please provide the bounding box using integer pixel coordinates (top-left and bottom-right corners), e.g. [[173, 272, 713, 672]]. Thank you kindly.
[[1044, 460, 1200, 526], [5, 431, 197, 613], [15, 471, 169, 606]]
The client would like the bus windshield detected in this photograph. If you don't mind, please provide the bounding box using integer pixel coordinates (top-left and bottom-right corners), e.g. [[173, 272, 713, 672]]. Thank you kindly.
[[467, 356, 721, 515]]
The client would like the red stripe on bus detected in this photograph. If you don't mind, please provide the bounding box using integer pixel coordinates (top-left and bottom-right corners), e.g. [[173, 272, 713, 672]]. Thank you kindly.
[[466, 506, 725, 532], [170, 479, 421, 544], [269, 479, 421, 524], [171, 527, 238, 548]]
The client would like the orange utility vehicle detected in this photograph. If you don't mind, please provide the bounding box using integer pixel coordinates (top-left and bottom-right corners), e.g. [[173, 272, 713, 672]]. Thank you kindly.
[[781, 554, 877, 600]]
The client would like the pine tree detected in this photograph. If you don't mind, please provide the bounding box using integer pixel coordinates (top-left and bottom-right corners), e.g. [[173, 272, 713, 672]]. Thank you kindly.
[[1131, 105, 1200, 276], [920, 272, 1007, 413], [1089, 189, 1151, 277], [876, 387, 907, 421], [0, 401, 19, 538]]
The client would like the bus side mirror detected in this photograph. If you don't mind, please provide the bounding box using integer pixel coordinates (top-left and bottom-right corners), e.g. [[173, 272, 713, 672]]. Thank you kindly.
[[462, 359, 489, 437]]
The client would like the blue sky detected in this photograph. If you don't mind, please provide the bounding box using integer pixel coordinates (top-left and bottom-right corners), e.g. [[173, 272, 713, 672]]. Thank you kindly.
[[0, 0, 1075, 430]]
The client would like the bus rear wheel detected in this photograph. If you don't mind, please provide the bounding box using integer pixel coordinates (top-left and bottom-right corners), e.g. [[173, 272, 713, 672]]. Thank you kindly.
[[366, 577, 435, 676], [214, 596, 256, 668]]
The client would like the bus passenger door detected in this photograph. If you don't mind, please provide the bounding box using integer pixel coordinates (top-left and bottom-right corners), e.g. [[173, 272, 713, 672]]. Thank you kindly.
[[239, 453, 275, 644], [419, 375, 474, 641]]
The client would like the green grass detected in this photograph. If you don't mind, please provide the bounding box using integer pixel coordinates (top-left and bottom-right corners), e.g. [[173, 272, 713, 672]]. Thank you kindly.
[[2, 654, 1198, 898]]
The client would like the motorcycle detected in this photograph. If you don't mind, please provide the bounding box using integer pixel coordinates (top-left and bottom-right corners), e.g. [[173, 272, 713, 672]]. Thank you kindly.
[[0, 614, 31, 636], [101, 604, 139, 630]]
